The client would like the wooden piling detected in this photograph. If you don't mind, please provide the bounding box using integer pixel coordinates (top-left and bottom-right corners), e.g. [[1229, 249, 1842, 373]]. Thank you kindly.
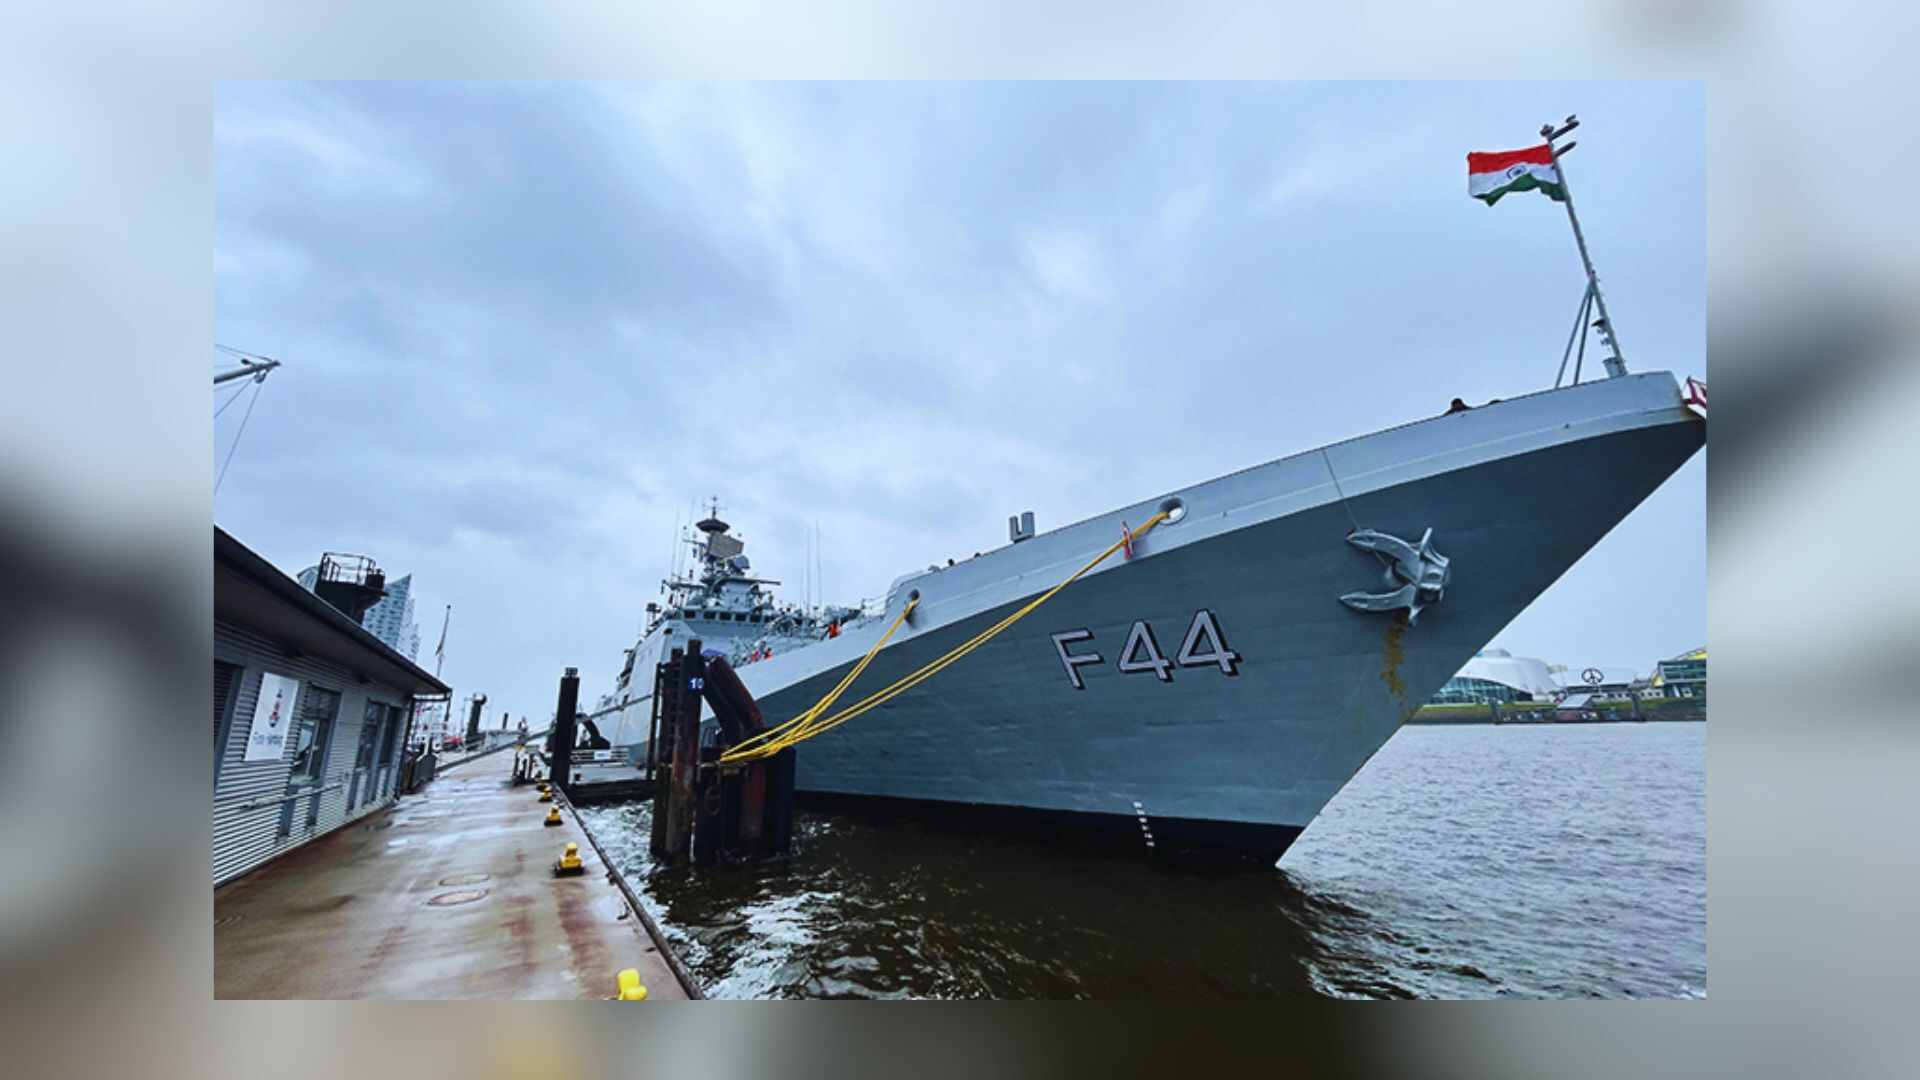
[[663, 642, 705, 864], [698, 656, 770, 852], [549, 667, 580, 796], [692, 738, 722, 866], [649, 648, 682, 859], [765, 748, 795, 855], [646, 658, 666, 783], [649, 645, 796, 866]]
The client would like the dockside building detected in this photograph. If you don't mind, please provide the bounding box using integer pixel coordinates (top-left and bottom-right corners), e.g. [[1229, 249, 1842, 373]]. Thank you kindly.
[[215, 527, 449, 885]]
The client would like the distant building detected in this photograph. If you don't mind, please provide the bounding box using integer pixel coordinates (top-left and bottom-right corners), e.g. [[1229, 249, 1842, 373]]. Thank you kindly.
[[1651, 647, 1707, 700], [1429, 645, 1706, 712], [298, 565, 422, 661], [1551, 664, 1642, 702], [1431, 649, 1668, 707], [1430, 649, 1561, 704], [408, 697, 457, 752]]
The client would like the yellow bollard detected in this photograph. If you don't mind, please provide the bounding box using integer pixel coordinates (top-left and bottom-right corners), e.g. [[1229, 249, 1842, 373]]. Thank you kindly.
[[616, 969, 648, 1001], [552, 841, 585, 877], [543, 806, 562, 827], [538, 787, 553, 802]]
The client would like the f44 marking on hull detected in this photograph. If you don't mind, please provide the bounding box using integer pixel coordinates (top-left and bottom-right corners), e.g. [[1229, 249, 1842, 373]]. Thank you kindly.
[[1050, 609, 1241, 690]]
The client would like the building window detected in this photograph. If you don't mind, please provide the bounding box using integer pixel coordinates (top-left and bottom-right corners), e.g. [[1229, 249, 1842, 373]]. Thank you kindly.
[[356, 701, 384, 771], [289, 687, 341, 783], [377, 705, 402, 765], [1430, 676, 1525, 706]]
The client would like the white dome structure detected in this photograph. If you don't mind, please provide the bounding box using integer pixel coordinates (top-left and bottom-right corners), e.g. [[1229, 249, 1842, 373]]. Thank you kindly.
[[1430, 648, 1562, 704]]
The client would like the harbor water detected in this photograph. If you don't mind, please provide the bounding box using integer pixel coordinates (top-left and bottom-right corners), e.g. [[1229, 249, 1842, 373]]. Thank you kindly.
[[576, 722, 1705, 999]]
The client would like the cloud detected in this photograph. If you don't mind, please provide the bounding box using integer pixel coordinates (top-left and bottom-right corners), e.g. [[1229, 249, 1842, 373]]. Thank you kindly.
[[1151, 181, 1211, 248], [1021, 228, 1112, 304], [1265, 116, 1444, 211]]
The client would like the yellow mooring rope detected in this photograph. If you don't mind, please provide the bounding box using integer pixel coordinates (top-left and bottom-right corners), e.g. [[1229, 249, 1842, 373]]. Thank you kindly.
[[718, 595, 920, 761], [720, 509, 1170, 763]]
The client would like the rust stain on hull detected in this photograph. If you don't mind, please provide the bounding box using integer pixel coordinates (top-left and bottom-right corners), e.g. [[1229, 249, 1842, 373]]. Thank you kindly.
[[1380, 614, 1408, 700]]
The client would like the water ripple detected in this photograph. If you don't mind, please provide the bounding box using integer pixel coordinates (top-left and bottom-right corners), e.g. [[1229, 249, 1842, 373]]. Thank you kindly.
[[577, 723, 1705, 999]]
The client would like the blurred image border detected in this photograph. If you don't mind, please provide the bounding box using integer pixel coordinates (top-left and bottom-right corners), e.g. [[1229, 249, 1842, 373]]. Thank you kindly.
[[3, 3, 1916, 1078]]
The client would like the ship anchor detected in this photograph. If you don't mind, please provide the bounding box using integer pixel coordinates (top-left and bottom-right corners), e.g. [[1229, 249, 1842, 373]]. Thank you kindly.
[[1339, 527, 1450, 624]]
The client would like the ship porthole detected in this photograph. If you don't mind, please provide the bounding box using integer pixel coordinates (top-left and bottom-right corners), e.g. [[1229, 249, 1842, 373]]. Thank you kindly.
[[1159, 497, 1186, 524]]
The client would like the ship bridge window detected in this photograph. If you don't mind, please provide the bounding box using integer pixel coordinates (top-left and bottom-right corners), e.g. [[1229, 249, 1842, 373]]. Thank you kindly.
[[719, 612, 733, 621]]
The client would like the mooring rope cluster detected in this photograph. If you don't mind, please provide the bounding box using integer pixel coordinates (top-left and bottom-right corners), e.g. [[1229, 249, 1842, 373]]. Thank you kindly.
[[720, 509, 1171, 763], [718, 594, 920, 762]]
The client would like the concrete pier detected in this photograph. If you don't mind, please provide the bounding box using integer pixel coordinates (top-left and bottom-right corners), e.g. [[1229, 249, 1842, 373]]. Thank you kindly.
[[215, 752, 690, 999]]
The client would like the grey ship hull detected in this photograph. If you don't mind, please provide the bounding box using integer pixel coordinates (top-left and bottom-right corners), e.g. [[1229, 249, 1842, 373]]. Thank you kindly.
[[625, 373, 1703, 861]]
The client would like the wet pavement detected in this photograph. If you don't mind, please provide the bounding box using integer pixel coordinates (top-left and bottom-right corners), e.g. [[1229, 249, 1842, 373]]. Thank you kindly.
[[214, 755, 688, 999]]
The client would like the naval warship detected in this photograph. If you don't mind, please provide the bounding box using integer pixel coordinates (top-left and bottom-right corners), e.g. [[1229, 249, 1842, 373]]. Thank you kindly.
[[586, 369, 1704, 862]]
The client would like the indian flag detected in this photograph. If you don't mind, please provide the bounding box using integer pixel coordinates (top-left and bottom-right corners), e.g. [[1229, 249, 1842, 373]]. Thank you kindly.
[[1467, 144, 1565, 206]]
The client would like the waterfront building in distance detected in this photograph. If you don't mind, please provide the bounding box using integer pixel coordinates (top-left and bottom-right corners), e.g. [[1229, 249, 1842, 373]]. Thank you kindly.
[[1418, 646, 1707, 722], [297, 563, 422, 661], [296, 556, 445, 747], [1428, 649, 1561, 704], [1650, 647, 1707, 701]]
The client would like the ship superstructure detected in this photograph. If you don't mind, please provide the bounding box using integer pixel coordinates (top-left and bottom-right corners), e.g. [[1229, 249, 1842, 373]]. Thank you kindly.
[[591, 506, 866, 741]]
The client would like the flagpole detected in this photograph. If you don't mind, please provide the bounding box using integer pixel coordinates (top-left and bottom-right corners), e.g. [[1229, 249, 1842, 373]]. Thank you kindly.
[[1540, 115, 1627, 378], [433, 603, 451, 747], [434, 603, 450, 678]]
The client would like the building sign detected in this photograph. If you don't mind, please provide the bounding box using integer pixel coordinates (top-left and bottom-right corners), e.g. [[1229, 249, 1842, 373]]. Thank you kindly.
[[244, 672, 301, 762]]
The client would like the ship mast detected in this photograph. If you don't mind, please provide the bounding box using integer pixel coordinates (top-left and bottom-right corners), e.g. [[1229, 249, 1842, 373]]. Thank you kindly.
[[214, 345, 282, 385], [213, 346, 282, 496], [1540, 115, 1626, 379], [213, 356, 281, 384]]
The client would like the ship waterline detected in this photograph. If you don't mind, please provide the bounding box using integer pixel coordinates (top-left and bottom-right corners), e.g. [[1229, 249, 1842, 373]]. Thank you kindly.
[[598, 372, 1704, 861]]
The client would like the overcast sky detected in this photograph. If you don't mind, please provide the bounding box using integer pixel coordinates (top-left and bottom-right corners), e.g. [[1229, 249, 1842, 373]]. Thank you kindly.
[[213, 81, 1704, 725]]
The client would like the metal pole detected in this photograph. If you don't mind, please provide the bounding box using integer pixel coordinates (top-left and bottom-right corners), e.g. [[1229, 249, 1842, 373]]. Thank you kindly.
[[213, 357, 280, 385], [1541, 119, 1627, 377], [1554, 283, 1594, 389], [433, 604, 451, 679], [647, 660, 665, 783], [649, 648, 682, 858], [550, 668, 580, 795], [1573, 293, 1592, 386]]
